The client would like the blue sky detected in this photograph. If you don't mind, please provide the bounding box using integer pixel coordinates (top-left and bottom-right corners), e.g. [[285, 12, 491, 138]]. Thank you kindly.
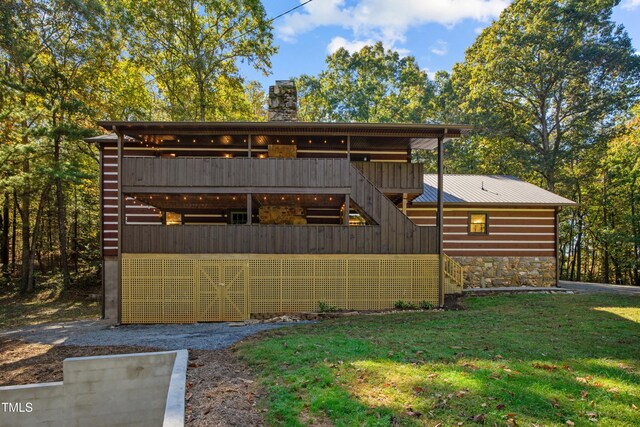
[[240, 0, 640, 89]]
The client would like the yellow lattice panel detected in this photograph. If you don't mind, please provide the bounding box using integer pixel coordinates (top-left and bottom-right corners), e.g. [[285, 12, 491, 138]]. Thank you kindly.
[[121, 254, 440, 323]]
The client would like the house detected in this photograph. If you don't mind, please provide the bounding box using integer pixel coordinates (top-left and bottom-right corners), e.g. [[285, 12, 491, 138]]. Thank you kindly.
[[86, 80, 573, 324], [407, 174, 575, 287], [86, 81, 468, 323]]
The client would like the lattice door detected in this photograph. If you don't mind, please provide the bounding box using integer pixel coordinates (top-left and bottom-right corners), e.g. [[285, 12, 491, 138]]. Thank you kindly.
[[197, 261, 248, 321], [221, 262, 249, 321]]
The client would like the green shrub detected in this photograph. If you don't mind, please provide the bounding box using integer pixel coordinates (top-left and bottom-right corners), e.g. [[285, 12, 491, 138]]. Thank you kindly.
[[318, 301, 338, 313], [419, 300, 433, 310], [393, 300, 417, 310]]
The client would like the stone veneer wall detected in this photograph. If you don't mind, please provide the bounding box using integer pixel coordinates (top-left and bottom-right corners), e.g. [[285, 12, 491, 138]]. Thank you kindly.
[[453, 256, 556, 288], [268, 80, 298, 122]]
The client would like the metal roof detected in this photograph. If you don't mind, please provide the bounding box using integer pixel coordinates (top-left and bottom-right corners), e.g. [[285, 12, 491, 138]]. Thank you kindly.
[[414, 174, 576, 206]]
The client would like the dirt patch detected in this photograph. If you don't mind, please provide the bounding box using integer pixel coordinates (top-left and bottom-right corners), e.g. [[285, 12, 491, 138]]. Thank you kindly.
[[0, 339, 158, 386], [0, 340, 265, 426], [186, 349, 265, 426]]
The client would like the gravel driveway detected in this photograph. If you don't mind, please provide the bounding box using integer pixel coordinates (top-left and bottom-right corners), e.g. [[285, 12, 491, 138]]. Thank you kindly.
[[0, 320, 305, 350], [559, 280, 640, 296]]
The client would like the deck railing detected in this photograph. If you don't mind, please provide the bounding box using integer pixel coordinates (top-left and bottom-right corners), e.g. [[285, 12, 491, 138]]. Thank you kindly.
[[352, 161, 424, 193]]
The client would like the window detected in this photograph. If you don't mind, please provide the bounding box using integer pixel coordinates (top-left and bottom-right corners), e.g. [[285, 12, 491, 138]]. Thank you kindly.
[[230, 211, 248, 225], [165, 212, 182, 225], [468, 212, 488, 234]]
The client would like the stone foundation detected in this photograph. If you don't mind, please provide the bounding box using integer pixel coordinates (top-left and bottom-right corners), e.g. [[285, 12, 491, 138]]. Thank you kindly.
[[453, 256, 556, 288]]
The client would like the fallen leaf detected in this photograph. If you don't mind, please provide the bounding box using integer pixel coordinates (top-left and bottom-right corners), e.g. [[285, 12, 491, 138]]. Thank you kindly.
[[406, 408, 422, 418], [632, 404, 638, 411], [532, 362, 558, 371], [566, 421, 575, 426], [427, 373, 438, 379], [456, 389, 469, 398], [496, 403, 505, 410], [471, 413, 486, 424], [550, 398, 560, 408], [581, 390, 589, 400]]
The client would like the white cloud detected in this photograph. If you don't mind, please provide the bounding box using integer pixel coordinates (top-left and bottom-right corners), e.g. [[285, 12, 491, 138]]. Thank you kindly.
[[474, 26, 485, 34], [423, 68, 438, 80], [431, 40, 448, 56], [327, 37, 411, 56], [327, 37, 375, 54], [277, 0, 509, 48], [622, 0, 640, 10]]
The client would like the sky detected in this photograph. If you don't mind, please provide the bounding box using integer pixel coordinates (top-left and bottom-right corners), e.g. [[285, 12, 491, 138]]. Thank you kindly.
[[240, 0, 640, 89]]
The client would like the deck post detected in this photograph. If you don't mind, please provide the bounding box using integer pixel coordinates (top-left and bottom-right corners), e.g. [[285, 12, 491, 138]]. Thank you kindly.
[[347, 135, 351, 160], [116, 127, 123, 324], [247, 134, 252, 158], [402, 193, 408, 214], [437, 134, 445, 307], [344, 195, 350, 225], [247, 194, 252, 225]]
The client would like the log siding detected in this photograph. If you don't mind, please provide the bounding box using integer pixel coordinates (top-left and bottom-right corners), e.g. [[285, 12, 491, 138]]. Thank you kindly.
[[407, 206, 556, 257]]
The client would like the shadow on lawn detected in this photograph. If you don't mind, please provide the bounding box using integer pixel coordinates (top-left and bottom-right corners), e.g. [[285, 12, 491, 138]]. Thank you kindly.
[[239, 294, 640, 426]]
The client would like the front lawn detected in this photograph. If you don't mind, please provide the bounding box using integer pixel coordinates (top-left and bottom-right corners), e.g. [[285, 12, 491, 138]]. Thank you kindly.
[[239, 294, 640, 426]]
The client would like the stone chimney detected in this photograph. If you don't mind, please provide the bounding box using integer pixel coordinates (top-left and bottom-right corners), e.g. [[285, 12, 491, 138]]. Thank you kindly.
[[268, 80, 298, 121]]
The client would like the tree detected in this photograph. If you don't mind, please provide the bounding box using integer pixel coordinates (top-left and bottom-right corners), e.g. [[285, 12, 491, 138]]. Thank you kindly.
[[297, 43, 434, 123], [121, 0, 276, 121], [452, 0, 640, 191]]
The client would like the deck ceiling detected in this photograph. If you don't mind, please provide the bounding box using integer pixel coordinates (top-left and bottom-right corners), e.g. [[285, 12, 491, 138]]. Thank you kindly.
[[97, 121, 471, 150], [130, 193, 345, 213]]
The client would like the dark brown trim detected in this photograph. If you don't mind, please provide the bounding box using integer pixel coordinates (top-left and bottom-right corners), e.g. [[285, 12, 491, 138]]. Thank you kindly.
[[97, 121, 471, 139], [437, 135, 444, 307], [116, 130, 123, 324], [122, 186, 350, 195]]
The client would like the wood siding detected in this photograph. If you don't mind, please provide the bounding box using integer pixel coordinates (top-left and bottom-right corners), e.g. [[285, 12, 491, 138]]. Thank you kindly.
[[352, 162, 423, 194], [102, 153, 436, 255], [121, 157, 351, 190], [122, 224, 437, 254], [407, 206, 556, 257]]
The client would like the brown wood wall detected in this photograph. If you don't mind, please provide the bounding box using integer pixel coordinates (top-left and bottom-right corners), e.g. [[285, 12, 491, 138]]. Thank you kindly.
[[352, 161, 423, 193], [406, 206, 557, 257], [122, 224, 437, 254]]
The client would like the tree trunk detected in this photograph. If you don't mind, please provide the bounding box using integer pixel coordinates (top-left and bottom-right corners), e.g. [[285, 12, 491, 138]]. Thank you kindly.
[[1, 194, 8, 282], [575, 213, 583, 282], [602, 175, 610, 284], [631, 183, 639, 286], [54, 132, 72, 289], [19, 160, 31, 293], [198, 78, 206, 121], [11, 191, 16, 274], [25, 187, 49, 293]]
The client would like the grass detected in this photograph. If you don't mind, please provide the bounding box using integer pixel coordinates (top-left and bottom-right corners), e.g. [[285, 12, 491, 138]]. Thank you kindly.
[[0, 268, 101, 329], [239, 294, 640, 426]]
